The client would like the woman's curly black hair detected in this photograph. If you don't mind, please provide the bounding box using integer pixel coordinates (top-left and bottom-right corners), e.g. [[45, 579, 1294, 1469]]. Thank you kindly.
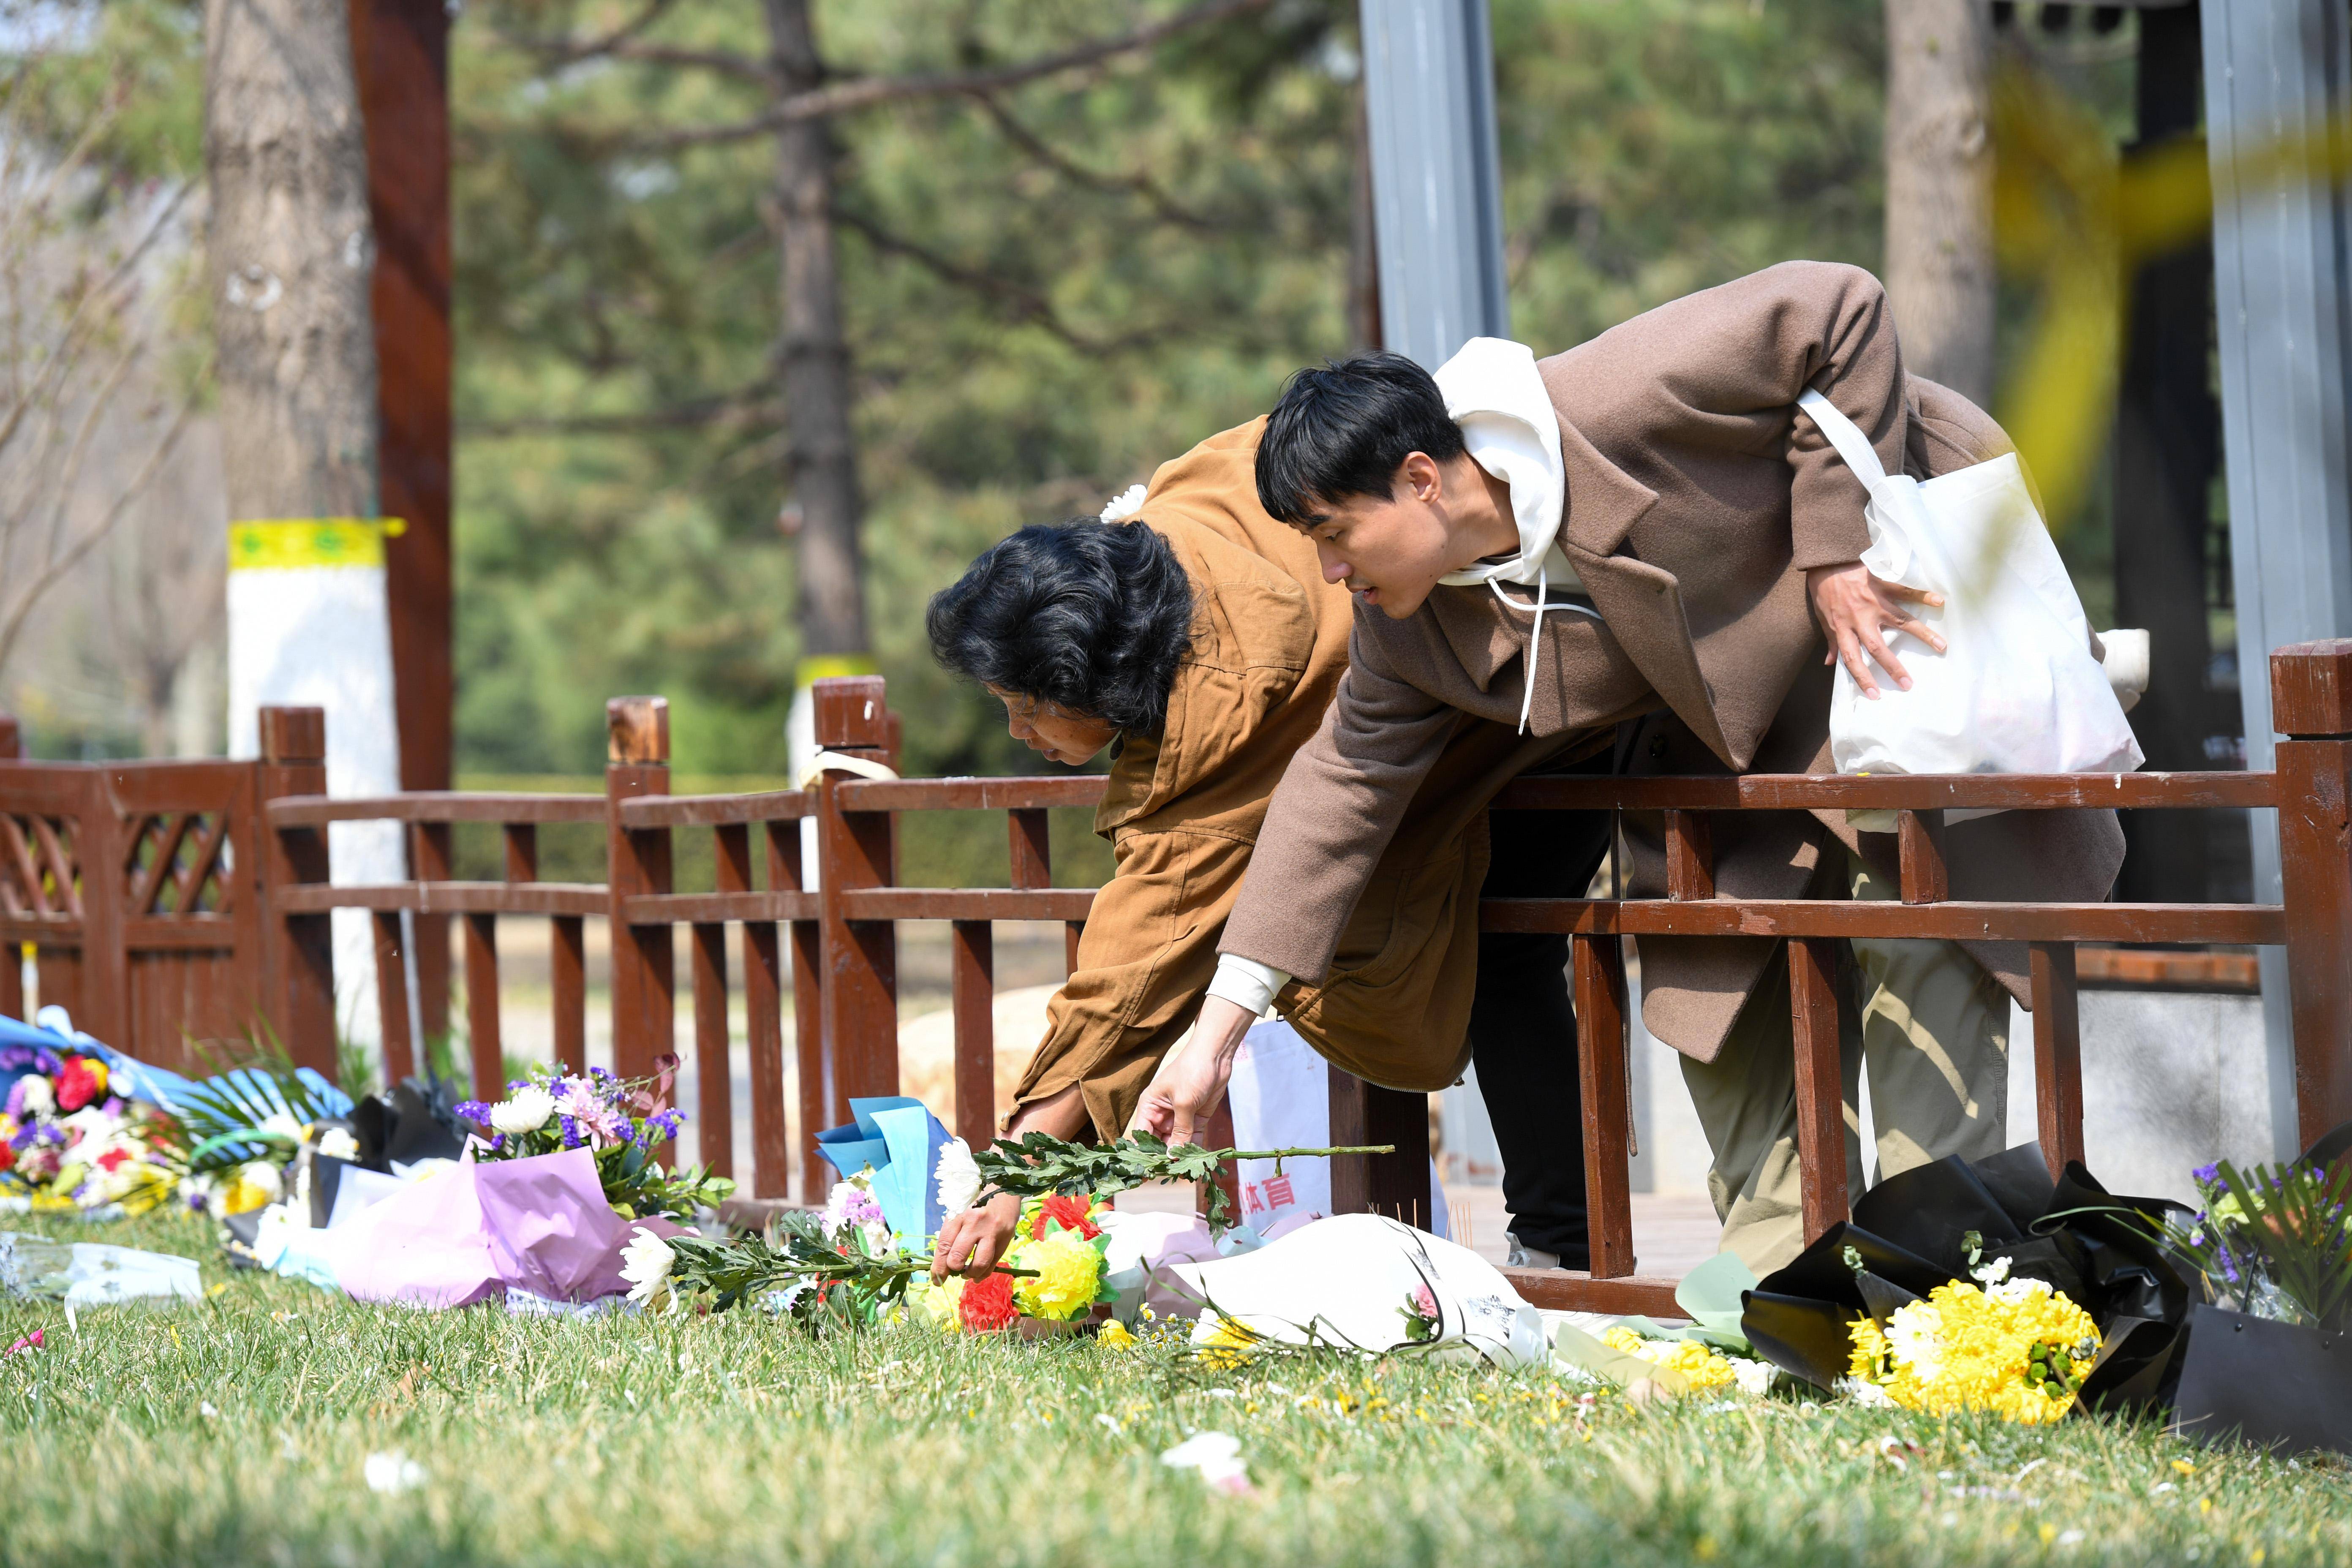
[[926, 520, 1196, 738]]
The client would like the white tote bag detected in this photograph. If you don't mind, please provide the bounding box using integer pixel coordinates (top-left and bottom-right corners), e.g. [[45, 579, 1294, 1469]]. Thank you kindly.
[[1799, 389, 2142, 810]]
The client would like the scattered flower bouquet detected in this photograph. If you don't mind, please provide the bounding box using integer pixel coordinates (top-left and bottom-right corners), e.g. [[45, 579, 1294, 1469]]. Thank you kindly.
[[457, 1064, 732, 1220], [1, 1041, 179, 1216], [2148, 1155, 2352, 1331], [1844, 1255, 2100, 1424], [911, 1191, 1116, 1334]]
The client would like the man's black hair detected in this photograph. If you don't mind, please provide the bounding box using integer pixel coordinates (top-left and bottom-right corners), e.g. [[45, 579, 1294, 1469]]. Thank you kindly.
[[926, 520, 1195, 737], [1255, 349, 1467, 525]]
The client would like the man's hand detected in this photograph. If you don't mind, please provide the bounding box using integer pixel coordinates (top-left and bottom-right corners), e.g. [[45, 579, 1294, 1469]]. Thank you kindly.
[[929, 1190, 1024, 1282], [1807, 560, 1946, 698], [1132, 994, 1256, 1145]]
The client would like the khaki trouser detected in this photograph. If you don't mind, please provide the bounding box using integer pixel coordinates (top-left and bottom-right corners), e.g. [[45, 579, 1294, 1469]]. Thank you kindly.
[[1679, 849, 2011, 1277]]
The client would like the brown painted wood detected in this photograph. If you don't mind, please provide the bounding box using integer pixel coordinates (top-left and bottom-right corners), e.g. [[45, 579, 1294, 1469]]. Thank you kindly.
[[463, 911, 500, 1100], [2076, 947, 2261, 991], [1897, 810, 1949, 904], [765, 819, 803, 893], [2269, 639, 2352, 736], [837, 888, 1096, 922], [950, 918, 995, 1148], [620, 891, 822, 924], [0, 716, 16, 758], [411, 819, 452, 1046], [350, 0, 452, 800], [618, 790, 812, 828], [606, 697, 674, 1083], [131, 813, 195, 917], [1065, 921, 1083, 976], [841, 776, 1107, 812], [258, 708, 334, 1075], [1490, 770, 2274, 812], [372, 909, 415, 1083], [789, 915, 825, 1203], [2276, 734, 2352, 1146], [1009, 808, 1051, 889], [1327, 1067, 1432, 1227], [550, 915, 586, 1078], [1480, 897, 2281, 945], [2030, 942, 2085, 1176], [814, 677, 900, 1118], [1498, 1267, 1686, 1318], [1573, 932, 1636, 1278], [69, 770, 126, 1049], [0, 922, 19, 1020], [503, 823, 537, 883], [1663, 809, 1713, 900], [266, 792, 606, 826], [1788, 935, 1849, 1244], [277, 882, 607, 916], [743, 917, 787, 1198], [691, 920, 732, 1181]]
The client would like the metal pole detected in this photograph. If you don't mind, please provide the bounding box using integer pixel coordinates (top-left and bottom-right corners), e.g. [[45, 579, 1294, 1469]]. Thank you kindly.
[[2202, 0, 2352, 1155], [1358, 0, 1510, 368]]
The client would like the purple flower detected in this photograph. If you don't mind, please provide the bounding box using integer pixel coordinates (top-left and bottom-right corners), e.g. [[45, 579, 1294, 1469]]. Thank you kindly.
[[559, 1114, 582, 1149], [455, 1100, 493, 1124], [2191, 1163, 2220, 1185]]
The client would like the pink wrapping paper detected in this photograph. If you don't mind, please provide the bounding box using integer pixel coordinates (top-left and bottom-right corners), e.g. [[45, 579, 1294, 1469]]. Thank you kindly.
[[332, 1149, 678, 1309]]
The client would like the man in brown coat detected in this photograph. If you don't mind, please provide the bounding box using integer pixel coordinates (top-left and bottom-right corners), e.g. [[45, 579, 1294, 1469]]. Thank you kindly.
[[1135, 261, 2124, 1274]]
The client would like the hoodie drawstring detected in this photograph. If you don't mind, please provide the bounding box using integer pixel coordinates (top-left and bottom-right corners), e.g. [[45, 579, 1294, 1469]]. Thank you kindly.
[[1488, 565, 1602, 735]]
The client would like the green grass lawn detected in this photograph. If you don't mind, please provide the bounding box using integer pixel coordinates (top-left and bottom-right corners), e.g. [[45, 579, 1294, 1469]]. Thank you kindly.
[[5, 1209, 2350, 1568]]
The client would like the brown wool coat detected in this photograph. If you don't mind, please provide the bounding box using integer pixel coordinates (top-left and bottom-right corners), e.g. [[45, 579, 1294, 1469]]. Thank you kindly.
[[1220, 261, 2126, 1077]]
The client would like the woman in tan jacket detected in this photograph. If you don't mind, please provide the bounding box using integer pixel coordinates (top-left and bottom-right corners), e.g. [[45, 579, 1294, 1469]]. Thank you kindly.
[[920, 422, 1353, 1278]]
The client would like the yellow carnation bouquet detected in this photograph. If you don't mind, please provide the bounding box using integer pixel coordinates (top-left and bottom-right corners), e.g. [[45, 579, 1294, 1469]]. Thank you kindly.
[[1845, 1258, 2100, 1424]]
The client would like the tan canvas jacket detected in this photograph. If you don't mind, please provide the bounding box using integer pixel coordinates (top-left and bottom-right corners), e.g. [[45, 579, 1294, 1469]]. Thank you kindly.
[[1221, 261, 2126, 1075]]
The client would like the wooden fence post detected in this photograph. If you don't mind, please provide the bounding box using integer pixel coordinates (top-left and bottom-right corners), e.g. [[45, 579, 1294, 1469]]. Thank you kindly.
[[256, 707, 335, 1078], [813, 677, 898, 1130], [606, 697, 673, 1083], [1328, 1068, 1433, 1228], [2271, 640, 2352, 1148]]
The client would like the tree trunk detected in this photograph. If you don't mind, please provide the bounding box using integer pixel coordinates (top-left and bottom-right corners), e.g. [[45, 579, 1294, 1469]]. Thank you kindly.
[[766, 0, 870, 662], [1348, 79, 1381, 352], [203, 0, 381, 517], [1883, 0, 1994, 406]]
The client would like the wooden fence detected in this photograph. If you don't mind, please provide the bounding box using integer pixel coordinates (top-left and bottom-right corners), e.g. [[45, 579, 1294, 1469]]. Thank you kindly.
[[6, 640, 2352, 1315]]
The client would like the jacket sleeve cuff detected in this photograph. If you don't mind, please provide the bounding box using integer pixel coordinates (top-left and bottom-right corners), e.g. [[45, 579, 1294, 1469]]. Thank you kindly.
[[1206, 954, 1288, 1018], [1790, 508, 1873, 572]]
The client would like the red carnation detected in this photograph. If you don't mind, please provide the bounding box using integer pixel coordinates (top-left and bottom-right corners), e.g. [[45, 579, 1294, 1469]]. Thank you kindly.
[[958, 1271, 1018, 1332], [1029, 1193, 1100, 1241], [96, 1148, 131, 1173], [53, 1057, 103, 1113], [0, 1141, 14, 1174]]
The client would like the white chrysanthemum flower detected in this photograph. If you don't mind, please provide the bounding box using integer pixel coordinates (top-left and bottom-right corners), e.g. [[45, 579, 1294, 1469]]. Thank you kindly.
[[1730, 1356, 1775, 1396], [1970, 1254, 2012, 1286], [16, 1076, 52, 1117], [242, 1160, 284, 1202], [934, 1138, 981, 1217], [619, 1225, 676, 1305], [259, 1112, 307, 1146], [1100, 483, 1149, 523], [490, 1084, 556, 1136], [1881, 1300, 1944, 1382], [1987, 1274, 2050, 1308], [316, 1127, 360, 1162]]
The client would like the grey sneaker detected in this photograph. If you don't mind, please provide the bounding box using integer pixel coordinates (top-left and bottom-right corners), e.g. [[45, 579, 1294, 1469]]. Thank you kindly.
[[1504, 1230, 1560, 1270]]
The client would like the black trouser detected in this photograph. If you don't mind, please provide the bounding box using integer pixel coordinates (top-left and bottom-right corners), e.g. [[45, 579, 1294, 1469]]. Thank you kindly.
[[1466, 752, 1614, 1266]]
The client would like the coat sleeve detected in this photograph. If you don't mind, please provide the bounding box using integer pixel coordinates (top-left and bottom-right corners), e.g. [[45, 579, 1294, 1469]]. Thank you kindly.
[[1590, 259, 1907, 572], [1216, 620, 1460, 982], [1004, 822, 1257, 1145]]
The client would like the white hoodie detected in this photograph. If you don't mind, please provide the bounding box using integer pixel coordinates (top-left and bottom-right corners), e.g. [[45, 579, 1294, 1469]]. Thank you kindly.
[[1205, 337, 1591, 1021]]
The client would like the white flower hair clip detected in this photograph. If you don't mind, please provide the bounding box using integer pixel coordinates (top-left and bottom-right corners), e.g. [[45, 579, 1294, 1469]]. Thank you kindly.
[[1100, 483, 1149, 523]]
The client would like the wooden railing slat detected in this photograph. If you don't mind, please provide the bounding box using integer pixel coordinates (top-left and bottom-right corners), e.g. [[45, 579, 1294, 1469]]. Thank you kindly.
[[2030, 942, 2085, 1177], [1573, 933, 1636, 1277], [1789, 935, 1849, 1245], [1482, 897, 2282, 945]]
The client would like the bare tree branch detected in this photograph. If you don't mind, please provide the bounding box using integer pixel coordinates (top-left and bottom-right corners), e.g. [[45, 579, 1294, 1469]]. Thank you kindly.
[[968, 90, 1219, 232], [493, 0, 702, 71], [636, 0, 1274, 151], [0, 386, 197, 679], [830, 205, 1170, 354]]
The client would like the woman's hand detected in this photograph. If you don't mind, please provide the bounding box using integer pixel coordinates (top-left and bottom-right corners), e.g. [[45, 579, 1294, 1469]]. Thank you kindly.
[[1806, 560, 1946, 698], [929, 1191, 1024, 1282], [1132, 995, 1255, 1146]]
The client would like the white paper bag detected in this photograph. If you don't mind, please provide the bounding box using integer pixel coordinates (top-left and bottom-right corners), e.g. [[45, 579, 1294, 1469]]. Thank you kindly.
[[1800, 389, 2142, 809], [1227, 1019, 1447, 1239]]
